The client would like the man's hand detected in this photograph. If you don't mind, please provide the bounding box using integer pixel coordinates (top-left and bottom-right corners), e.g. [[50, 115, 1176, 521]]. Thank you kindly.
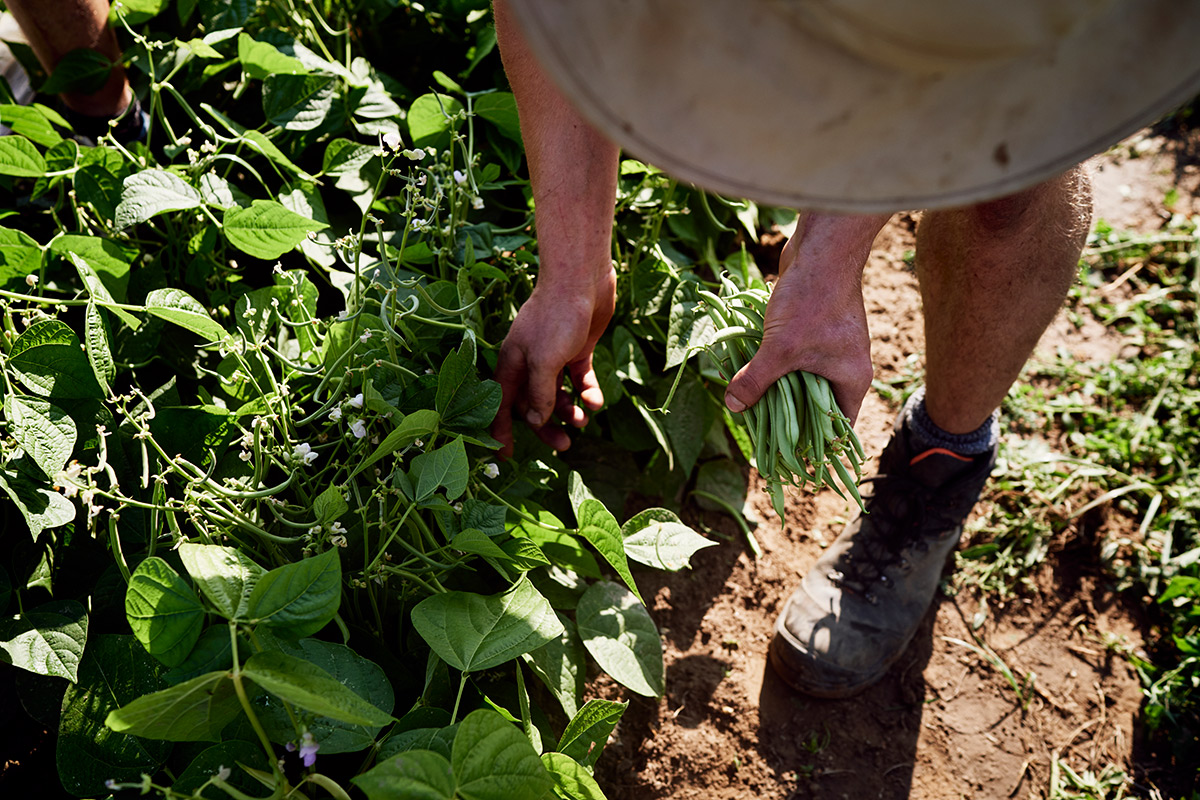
[[492, 267, 617, 456], [724, 213, 889, 424]]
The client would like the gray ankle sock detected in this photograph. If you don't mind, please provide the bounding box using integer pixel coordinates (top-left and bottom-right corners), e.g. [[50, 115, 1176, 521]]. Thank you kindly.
[[902, 387, 999, 456]]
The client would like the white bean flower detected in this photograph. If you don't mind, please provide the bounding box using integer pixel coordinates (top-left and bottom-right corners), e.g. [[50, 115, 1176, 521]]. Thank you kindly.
[[349, 419, 367, 439], [292, 442, 319, 466]]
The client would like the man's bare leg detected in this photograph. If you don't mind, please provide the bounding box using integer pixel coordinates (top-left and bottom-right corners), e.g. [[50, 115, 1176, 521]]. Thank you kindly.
[[5, 0, 130, 118], [916, 167, 1093, 433]]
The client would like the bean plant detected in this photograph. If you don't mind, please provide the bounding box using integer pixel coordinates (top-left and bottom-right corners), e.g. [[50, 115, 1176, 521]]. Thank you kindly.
[[0, 2, 726, 798]]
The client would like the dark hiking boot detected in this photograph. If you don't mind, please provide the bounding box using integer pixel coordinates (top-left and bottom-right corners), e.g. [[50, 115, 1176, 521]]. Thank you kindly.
[[769, 415, 997, 698]]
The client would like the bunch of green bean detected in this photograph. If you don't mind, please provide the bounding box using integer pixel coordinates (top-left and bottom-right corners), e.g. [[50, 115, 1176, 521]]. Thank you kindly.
[[697, 276, 866, 518]]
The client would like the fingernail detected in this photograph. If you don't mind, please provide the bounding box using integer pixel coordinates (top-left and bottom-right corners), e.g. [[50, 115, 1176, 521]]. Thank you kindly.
[[526, 410, 545, 427], [725, 393, 746, 413]]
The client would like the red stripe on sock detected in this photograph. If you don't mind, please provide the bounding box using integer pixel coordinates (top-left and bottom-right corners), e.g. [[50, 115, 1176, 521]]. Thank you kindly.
[[910, 447, 973, 466]]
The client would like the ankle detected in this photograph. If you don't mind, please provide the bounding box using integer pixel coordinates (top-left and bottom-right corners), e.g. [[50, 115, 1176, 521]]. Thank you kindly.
[[902, 387, 998, 457]]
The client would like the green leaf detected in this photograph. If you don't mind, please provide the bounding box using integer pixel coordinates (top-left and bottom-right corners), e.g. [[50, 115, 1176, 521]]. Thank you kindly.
[[149, 405, 233, 467], [663, 372, 708, 476], [575, 498, 641, 602], [353, 750, 456, 800], [411, 576, 563, 673], [57, 635, 170, 796], [114, 168, 203, 228], [263, 73, 336, 131], [237, 32, 307, 80], [0, 599, 87, 682], [576, 581, 664, 698], [612, 325, 650, 386], [108, 0, 167, 25], [8, 319, 103, 398], [314, 484, 349, 526], [694, 458, 747, 513], [0, 225, 42, 285], [144, 287, 227, 341], [541, 752, 608, 800], [522, 612, 585, 719], [50, 235, 136, 301], [449, 528, 510, 560], [556, 699, 627, 768], [407, 93, 463, 149], [411, 436, 469, 502], [436, 346, 502, 431], [178, 543, 264, 620], [125, 557, 206, 668], [0, 468, 76, 540], [68, 251, 140, 330], [242, 548, 341, 638], [105, 670, 240, 742], [453, 709, 554, 800], [40, 48, 113, 95], [0, 135, 47, 177], [620, 511, 716, 572], [74, 162, 123, 221], [175, 37, 224, 60], [253, 634, 396, 754], [163, 625, 234, 685], [3, 395, 76, 479], [223, 199, 327, 260], [474, 92, 522, 144], [666, 283, 716, 369], [0, 103, 63, 147], [241, 650, 393, 726], [351, 409, 440, 479], [84, 304, 117, 392]]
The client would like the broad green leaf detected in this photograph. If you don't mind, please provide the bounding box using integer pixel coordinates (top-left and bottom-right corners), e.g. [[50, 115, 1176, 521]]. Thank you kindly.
[[694, 458, 748, 513], [0, 225, 42, 284], [666, 283, 717, 369], [105, 670, 240, 742], [353, 750, 456, 800], [3, 395, 76, 478], [223, 199, 327, 260], [108, 0, 167, 25], [0, 468, 77, 540], [237, 32, 307, 80], [514, 508, 601, 580], [0, 599, 87, 682], [0, 135, 47, 177], [175, 37, 224, 60], [68, 252, 140, 330], [83, 305, 117, 393], [163, 625, 234, 685], [0, 103, 62, 147], [199, 171, 239, 208], [453, 709, 554, 800], [407, 93, 463, 148], [144, 287, 227, 341], [125, 557, 206, 668], [8, 319, 103, 398], [322, 138, 376, 176], [522, 612, 585, 719], [50, 235, 136, 300], [474, 92, 522, 143], [566, 472, 601, 518], [411, 436, 469, 502], [541, 752, 607, 800], [253, 634, 395, 754], [178, 543, 264, 620], [499, 538, 551, 572], [612, 325, 650, 385], [173, 740, 271, 799], [263, 73, 335, 131], [631, 396, 674, 470], [280, 180, 335, 268], [576, 498, 641, 602], [621, 513, 717, 572], [436, 346, 503, 431], [462, 500, 507, 538], [556, 699, 627, 768], [149, 405, 233, 467], [74, 162, 123, 221], [57, 635, 170, 796], [411, 576, 563, 673], [242, 548, 341, 638], [450, 528, 510, 560], [114, 168, 203, 228], [40, 48, 113, 95], [350, 409, 440, 478], [576, 581, 664, 698], [663, 372, 708, 476], [314, 484, 349, 527], [241, 650, 393, 726]]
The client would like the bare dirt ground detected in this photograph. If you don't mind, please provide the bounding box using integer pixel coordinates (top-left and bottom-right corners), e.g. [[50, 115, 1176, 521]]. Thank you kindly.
[[593, 126, 1200, 800]]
